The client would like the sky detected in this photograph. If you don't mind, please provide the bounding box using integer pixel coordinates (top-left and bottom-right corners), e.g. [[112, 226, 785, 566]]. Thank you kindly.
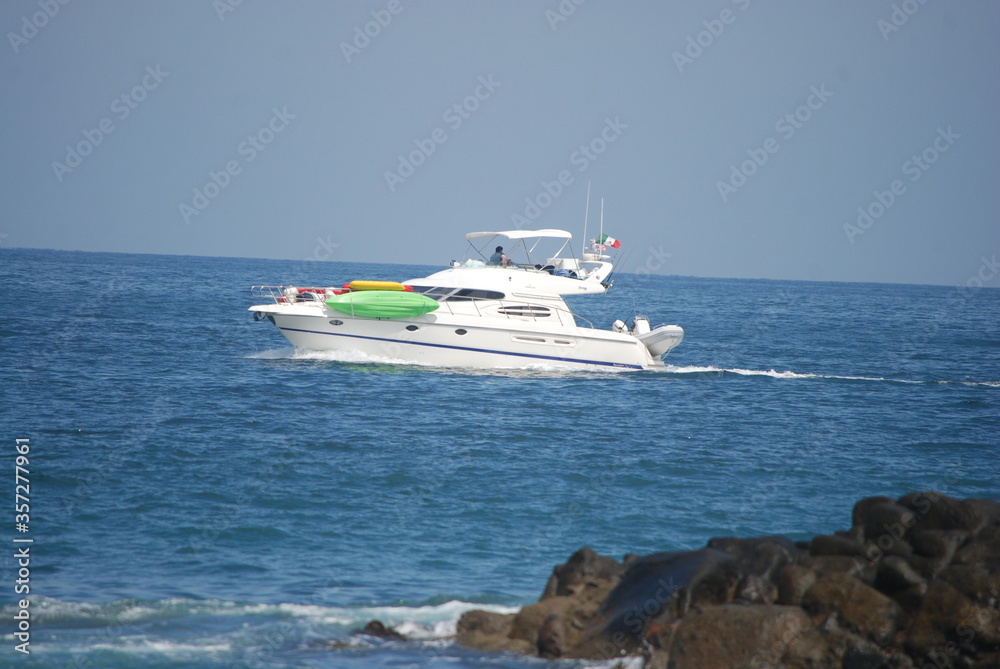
[[2, 0, 998, 286]]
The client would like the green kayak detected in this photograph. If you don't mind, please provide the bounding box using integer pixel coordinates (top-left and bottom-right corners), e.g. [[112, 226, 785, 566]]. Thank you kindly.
[[326, 290, 439, 318]]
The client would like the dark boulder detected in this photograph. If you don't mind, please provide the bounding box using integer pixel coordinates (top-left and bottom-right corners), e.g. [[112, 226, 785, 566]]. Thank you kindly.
[[853, 496, 896, 527], [861, 502, 917, 544], [811, 533, 869, 558], [574, 548, 739, 657], [541, 546, 624, 599], [802, 573, 904, 647], [536, 613, 566, 658], [905, 579, 1000, 664], [777, 564, 818, 606], [909, 528, 969, 560], [899, 492, 991, 535], [360, 620, 406, 641], [663, 604, 815, 669], [707, 535, 799, 582]]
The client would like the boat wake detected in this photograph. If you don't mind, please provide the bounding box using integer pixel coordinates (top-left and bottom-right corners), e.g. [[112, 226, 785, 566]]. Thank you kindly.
[[660, 364, 1000, 388], [250, 348, 998, 386]]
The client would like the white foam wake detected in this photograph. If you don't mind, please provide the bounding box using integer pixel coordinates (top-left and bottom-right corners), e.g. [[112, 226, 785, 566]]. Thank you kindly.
[[660, 365, 998, 387], [18, 596, 518, 638]]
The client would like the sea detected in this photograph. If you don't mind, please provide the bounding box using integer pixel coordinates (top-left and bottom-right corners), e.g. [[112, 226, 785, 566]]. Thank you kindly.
[[1, 247, 998, 668]]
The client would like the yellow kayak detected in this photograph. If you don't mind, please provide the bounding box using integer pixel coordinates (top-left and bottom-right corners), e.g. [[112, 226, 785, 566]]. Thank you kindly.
[[348, 280, 408, 292]]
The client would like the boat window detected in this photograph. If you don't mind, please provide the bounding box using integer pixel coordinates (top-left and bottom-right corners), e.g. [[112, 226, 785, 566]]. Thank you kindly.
[[497, 305, 551, 317], [447, 288, 506, 301], [455, 328, 468, 335], [409, 286, 506, 301], [405, 325, 419, 331], [328, 319, 343, 325]]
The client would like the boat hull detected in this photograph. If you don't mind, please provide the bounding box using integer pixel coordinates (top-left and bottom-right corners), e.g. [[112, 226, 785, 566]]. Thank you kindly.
[[256, 307, 659, 370]]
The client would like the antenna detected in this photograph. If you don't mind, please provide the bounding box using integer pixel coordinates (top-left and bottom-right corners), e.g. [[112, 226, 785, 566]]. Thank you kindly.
[[599, 198, 604, 255], [582, 181, 591, 254]]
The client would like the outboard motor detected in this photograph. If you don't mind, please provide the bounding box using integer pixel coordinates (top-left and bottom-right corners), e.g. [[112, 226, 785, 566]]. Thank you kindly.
[[611, 319, 629, 334], [631, 315, 651, 335]]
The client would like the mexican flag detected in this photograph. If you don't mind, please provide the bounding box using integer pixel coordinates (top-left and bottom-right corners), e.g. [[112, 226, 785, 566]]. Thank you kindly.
[[597, 234, 621, 249]]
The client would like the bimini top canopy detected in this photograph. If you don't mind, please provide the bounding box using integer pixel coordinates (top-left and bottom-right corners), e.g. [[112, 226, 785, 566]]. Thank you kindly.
[[465, 229, 572, 241]]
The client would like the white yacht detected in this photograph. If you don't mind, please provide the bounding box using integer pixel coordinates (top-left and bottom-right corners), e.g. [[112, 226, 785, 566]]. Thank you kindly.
[[248, 229, 683, 371]]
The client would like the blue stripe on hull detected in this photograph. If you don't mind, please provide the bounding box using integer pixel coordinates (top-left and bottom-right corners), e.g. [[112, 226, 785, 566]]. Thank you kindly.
[[277, 326, 644, 370]]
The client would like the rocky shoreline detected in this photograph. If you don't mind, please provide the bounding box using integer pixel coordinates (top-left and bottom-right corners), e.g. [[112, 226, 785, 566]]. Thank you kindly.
[[450, 492, 999, 668]]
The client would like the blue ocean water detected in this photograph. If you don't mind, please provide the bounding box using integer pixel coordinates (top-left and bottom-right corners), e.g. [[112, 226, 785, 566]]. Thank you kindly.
[[1, 248, 997, 668]]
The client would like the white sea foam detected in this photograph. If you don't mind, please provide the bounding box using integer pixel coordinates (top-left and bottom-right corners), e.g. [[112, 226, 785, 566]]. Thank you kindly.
[[658, 364, 993, 386], [21, 596, 518, 638], [89, 638, 231, 655], [249, 349, 999, 386]]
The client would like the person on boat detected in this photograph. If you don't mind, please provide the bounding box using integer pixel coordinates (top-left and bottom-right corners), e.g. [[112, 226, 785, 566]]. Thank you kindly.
[[489, 246, 513, 267]]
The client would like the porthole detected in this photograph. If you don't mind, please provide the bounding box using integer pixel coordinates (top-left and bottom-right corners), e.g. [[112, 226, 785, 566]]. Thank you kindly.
[[329, 319, 343, 325], [455, 328, 467, 335], [406, 325, 419, 331]]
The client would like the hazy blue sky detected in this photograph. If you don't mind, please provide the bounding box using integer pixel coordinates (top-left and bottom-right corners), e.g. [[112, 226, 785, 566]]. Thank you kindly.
[[3, 1, 998, 286]]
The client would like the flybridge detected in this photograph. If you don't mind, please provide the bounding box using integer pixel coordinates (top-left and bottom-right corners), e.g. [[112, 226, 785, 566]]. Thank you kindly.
[[463, 229, 576, 268]]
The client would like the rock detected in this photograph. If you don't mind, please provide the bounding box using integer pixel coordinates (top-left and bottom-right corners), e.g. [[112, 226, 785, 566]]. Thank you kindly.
[[573, 548, 739, 657], [707, 535, 799, 582], [509, 593, 601, 651], [455, 610, 530, 654], [456, 610, 511, 636], [952, 528, 1000, 567], [909, 529, 969, 560], [536, 613, 565, 658], [905, 579, 1000, 662], [965, 499, 1000, 532], [811, 533, 869, 558], [854, 496, 897, 527], [862, 502, 917, 544], [453, 493, 1000, 668], [899, 492, 990, 534], [361, 620, 406, 641], [840, 524, 867, 543], [938, 564, 1000, 606], [798, 554, 877, 583], [777, 564, 818, 606], [908, 553, 954, 581], [875, 555, 927, 594], [663, 604, 814, 669], [802, 573, 904, 647], [541, 546, 624, 599], [874, 555, 929, 610], [736, 573, 778, 604], [842, 645, 893, 669]]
